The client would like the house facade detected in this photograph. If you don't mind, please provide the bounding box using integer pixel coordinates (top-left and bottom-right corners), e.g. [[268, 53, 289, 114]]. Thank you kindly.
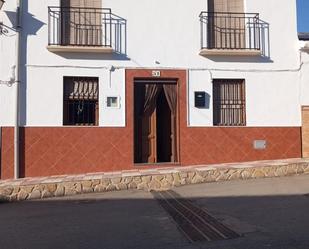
[[0, 0, 306, 179]]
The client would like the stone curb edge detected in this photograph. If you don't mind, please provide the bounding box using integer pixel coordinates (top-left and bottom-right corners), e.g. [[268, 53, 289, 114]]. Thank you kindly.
[[1, 162, 309, 202]]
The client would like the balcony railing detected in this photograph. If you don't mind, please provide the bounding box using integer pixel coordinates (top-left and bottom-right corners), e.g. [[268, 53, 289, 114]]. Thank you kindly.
[[48, 7, 126, 53], [200, 12, 261, 51]]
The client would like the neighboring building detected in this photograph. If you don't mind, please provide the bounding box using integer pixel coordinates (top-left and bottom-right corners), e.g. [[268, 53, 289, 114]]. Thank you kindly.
[[0, 0, 305, 179]]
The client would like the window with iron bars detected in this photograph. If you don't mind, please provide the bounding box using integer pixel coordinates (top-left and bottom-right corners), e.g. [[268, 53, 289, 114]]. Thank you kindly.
[[213, 79, 246, 126], [63, 77, 99, 126]]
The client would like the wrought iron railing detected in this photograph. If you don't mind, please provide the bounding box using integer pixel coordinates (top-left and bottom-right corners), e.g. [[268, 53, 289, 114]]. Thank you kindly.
[[48, 7, 126, 52], [200, 12, 261, 50]]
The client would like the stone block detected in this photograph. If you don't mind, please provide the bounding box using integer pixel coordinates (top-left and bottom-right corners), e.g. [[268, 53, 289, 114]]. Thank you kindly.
[[148, 180, 162, 191], [17, 190, 29, 201], [241, 169, 254, 180], [137, 182, 149, 191], [141, 176, 152, 183], [29, 190, 42, 200], [116, 183, 128, 191], [92, 179, 101, 186], [0, 186, 14, 196], [124, 177, 133, 184], [252, 169, 266, 178], [106, 184, 117, 191], [74, 183, 82, 193], [191, 174, 204, 184], [128, 181, 137, 189], [133, 176, 142, 184], [101, 179, 112, 187], [111, 177, 122, 185], [42, 190, 53, 199], [154, 175, 164, 182], [165, 174, 174, 184], [94, 184, 107, 193], [46, 184, 57, 193], [54, 185, 65, 197]]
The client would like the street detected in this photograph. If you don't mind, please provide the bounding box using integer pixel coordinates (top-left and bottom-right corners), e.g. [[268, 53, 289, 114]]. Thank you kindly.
[[1, 175, 309, 249]]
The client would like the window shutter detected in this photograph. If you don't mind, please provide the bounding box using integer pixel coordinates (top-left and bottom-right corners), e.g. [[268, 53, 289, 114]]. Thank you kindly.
[[62, 0, 102, 8], [64, 77, 98, 100], [208, 0, 244, 12], [60, 0, 102, 46]]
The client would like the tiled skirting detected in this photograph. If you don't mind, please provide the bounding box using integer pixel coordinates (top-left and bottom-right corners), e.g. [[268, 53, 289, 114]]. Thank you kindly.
[[0, 126, 302, 179], [0, 158, 308, 202]]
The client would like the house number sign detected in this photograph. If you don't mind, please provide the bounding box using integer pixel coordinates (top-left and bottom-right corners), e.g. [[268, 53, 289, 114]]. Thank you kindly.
[[152, 71, 161, 77]]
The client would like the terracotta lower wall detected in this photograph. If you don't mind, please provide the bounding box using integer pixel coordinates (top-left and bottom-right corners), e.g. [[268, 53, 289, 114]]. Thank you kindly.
[[180, 127, 301, 165], [1, 127, 133, 179], [0, 69, 302, 179], [0, 126, 302, 179]]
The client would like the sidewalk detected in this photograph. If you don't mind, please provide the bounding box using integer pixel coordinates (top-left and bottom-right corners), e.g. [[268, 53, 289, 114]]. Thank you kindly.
[[1, 158, 309, 202]]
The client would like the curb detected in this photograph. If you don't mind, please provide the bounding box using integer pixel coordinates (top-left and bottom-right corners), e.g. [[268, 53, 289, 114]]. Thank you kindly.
[[0, 159, 308, 202]]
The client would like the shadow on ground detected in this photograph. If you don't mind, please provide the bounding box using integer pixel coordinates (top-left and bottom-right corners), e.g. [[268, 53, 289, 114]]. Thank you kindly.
[[0, 190, 309, 249]]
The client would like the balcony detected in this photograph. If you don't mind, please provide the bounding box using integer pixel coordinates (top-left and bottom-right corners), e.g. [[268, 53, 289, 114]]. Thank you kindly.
[[199, 12, 263, 56], [47, 7, 126, 54]]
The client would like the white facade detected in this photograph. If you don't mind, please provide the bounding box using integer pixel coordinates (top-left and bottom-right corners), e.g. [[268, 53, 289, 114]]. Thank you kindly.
[[0, 0, 303, 127]]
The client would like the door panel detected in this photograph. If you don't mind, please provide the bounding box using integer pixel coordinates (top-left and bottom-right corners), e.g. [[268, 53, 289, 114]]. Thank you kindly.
[[141, 110, 157, 163]]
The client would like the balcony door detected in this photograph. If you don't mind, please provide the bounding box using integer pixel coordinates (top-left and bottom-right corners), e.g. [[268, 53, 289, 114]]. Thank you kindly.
[[208, 0, 245, 49], [60, 0, 102, 46]]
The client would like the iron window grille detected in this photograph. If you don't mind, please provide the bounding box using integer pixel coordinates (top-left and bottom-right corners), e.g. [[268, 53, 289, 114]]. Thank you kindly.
[[63, 77, 99, 126], [213, 79, 246, 126]]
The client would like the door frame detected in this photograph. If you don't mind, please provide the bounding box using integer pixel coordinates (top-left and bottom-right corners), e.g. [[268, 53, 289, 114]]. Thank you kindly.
[[133, 79, 179, 164], [126, 69, 186, 166]]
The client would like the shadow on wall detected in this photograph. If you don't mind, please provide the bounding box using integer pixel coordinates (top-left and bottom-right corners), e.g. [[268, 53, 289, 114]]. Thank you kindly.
[[56, 52, 130, 61], [5, 2, 46, 126]]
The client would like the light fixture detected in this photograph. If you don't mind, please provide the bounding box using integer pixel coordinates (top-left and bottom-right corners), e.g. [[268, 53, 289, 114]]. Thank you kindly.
[[0, 0, 5, 10]]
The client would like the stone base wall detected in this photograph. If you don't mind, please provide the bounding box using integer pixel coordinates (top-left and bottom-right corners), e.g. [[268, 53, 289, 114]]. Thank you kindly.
[[1, 159, 308, 202]]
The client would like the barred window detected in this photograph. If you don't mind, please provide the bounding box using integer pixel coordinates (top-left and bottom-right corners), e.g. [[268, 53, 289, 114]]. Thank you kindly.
[[213, 79, 246, 126], [63, 77, 99, 126]]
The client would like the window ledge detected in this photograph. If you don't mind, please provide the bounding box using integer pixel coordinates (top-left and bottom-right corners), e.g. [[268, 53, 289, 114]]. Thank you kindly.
[[47, 45, 114, 53], [199, 49, 261, 57]]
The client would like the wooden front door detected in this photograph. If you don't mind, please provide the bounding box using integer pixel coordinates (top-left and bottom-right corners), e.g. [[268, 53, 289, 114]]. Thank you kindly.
[[302, 106, 309, 157], [141, 110, 157, 163]]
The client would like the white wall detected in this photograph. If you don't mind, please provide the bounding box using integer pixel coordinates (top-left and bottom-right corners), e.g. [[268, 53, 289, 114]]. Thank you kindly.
[[26, 67, 126, 127], [188, 70, 301, 127], [300, 49, 309, 106], [0, 0, 303, 127], [0, 0, 18, 126]]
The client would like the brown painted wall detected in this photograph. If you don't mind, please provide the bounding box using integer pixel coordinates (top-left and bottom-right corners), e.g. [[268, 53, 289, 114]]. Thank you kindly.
[[0, 69, 302, 179]]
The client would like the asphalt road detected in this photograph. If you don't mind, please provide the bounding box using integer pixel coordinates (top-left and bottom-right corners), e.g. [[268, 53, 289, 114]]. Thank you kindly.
[[1, 175, 309, 249]]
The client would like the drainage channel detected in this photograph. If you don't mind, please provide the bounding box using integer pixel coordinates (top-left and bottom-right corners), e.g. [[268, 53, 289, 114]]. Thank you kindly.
[[152, 190, 240, 243]]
